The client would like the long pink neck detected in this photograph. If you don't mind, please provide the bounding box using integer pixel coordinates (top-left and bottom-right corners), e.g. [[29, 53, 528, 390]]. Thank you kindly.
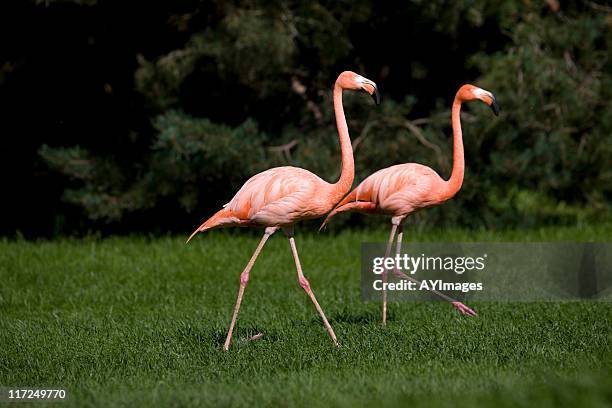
[[330, 83, 355, 202], [442, 97, 465, 200]]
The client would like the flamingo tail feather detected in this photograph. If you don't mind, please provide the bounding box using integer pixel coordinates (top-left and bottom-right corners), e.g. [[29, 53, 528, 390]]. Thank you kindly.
[[186, 208, 236, 243]]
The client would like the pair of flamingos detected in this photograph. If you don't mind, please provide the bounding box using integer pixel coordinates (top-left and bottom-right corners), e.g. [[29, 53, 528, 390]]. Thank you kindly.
[[188, 71, 499, 351]]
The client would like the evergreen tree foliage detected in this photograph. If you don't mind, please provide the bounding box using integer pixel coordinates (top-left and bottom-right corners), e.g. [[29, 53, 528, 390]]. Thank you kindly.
[[33, 0, 612, 232]]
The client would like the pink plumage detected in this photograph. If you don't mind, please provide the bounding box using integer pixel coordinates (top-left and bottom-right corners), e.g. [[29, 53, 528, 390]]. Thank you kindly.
[[334, 163, 448, 219], [187, 167, 334, 240]]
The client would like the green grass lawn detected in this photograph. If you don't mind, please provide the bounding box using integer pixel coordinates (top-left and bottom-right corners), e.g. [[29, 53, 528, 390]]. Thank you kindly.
[[1, 224, 611, 407]]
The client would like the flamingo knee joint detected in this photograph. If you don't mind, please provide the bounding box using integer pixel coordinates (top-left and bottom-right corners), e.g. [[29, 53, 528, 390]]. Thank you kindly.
[[299, 277, 311, 291], [240, 272, 250, 286]]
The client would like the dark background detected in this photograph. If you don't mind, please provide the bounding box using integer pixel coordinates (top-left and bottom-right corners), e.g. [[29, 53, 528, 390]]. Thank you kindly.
[[1, 0, 610, 238]]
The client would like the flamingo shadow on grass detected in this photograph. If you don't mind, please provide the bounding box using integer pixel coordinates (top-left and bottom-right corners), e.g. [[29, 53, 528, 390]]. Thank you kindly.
[[209, 327, 267, 347], [174, 325, 266, 348], [330, 308, 382, 325]]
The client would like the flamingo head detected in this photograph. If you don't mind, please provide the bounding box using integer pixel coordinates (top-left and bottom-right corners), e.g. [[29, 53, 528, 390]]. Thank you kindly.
[[336, 71, 380, 105], [458, 84, 500, 116]]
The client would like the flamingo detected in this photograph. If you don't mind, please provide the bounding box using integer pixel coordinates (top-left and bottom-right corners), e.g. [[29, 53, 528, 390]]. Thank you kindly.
[[321, 84, 500, 324], [187, 71, 380, 351]]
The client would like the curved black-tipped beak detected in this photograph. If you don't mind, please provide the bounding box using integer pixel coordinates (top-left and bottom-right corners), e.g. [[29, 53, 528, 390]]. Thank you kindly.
[[372, 84, 380, 105], [490, 95, 500, 116], [372, 85, 381, 105], [362, 83, 380, 105]]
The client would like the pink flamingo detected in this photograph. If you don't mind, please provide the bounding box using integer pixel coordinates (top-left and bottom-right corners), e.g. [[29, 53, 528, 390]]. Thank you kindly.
[[321, 84, 499, 324], [187, 71, 380, 351]]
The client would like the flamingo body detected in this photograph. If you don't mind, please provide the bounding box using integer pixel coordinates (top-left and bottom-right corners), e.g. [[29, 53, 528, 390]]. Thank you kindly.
[[189, 167, 333, 239], [322, 163, 449, 225]]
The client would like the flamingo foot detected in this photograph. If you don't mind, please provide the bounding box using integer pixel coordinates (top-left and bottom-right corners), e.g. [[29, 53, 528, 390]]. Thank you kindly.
[[451, 301, 478, 317], [248, 332, 264, 342]]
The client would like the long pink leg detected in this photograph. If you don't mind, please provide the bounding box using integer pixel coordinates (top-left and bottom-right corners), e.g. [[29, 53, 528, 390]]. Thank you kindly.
[[392, 225, 477, 317], [223, 226, 278, 352], [285, 228, 339, 346], [382, 222, 399, 326]]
